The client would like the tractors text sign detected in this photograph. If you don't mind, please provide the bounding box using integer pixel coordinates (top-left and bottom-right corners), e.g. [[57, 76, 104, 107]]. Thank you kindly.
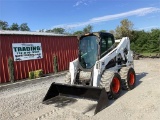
[[12, 43, 43, 61]]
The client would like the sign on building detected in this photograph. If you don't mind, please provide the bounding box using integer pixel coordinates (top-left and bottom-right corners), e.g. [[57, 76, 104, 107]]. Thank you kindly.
[[12, 43, 43, 61]]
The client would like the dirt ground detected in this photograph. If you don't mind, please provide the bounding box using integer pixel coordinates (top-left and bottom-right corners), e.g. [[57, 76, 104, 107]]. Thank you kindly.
[[0, 58, 160, 120]]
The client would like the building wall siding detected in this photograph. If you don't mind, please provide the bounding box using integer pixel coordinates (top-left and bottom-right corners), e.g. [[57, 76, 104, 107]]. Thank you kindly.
[[0, 34, 78, 83]]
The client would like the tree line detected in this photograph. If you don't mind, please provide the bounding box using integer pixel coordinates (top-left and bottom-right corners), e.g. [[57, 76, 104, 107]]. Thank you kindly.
[[0, 20, 30, 31], [131, 29, 160, 53], [0, 19, 160, 53], [108, 19, 160, 53]]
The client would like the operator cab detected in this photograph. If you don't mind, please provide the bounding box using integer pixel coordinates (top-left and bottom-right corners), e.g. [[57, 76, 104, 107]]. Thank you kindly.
[[78, 32, 115, 71]]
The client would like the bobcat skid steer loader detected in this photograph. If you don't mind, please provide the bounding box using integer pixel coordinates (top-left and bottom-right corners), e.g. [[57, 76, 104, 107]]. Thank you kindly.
[[43, 32, 136, 115]]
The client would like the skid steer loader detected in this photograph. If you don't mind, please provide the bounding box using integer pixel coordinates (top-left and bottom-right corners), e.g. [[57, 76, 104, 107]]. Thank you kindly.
[[43, 32, 136, 115]]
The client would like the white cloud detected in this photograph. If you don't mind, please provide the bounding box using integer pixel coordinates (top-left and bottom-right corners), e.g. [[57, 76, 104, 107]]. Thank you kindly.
[[73, 0, 83, 7], [73, 0, 94, 7], [73, 0, 88, 7], [53, 7, 160, 29]]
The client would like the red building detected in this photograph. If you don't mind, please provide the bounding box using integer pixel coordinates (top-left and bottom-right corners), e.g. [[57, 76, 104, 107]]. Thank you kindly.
[[0, 30, 78, 83]]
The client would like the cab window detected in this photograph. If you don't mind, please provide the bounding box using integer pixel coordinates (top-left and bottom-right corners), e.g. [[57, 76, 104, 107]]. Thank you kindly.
[[100, 36, 114, 57]]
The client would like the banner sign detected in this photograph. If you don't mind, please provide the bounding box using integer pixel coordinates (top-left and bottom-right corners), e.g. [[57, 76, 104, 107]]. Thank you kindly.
[[12, 43, 43, 61]]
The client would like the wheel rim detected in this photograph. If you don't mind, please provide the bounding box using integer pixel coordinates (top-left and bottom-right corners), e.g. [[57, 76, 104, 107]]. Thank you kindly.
[[112, 77, 120, 93], [129, 72, 135, 85]]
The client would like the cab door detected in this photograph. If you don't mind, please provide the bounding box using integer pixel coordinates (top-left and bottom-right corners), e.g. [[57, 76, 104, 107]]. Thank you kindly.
[[100, 34, 115, 58]]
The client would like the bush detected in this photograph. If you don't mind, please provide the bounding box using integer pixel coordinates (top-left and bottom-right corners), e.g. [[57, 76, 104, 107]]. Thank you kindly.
[[29, 71, 35, 79], [34, 69, 43, 78], [8, 57, 14, 82], [53, 55, 58, 73], [29, 69, 43, 79]]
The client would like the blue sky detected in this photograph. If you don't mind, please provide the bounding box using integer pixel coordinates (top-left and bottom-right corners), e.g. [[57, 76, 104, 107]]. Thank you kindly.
[[0, 0, 160, 32]]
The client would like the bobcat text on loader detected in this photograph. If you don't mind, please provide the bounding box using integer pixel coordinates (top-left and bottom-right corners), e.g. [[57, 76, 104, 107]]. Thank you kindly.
[[43, 32, 136, 115]]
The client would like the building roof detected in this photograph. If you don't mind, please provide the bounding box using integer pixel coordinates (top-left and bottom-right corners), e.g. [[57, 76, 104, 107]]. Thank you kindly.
[[0, 30, 66, 36]]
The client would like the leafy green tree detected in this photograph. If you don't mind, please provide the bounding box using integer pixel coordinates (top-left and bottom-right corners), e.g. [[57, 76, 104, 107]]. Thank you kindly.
[[73, 30, 83, 36], [45, 29, 52, 32], [131, 30, 148, 52], [10, 23, 19, 31], [150, 29, 160, 41], [83, 24, 93, 34], [19, 23, 30, 31], [130, 29, 160, 53], [115, 19, 133, 39], [99, 30, 107, 32], [0, 20, 9, 30], [47, 28, 65, 34], [39, 29, 45, 32], [148, 29, 160, 53]]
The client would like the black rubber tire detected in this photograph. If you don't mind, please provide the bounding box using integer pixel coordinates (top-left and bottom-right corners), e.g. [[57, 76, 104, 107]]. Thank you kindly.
[[99, 70, 114, 92], [108, 73, 122, 99], [120, 67, 136, 90], [127, 68, 136, 90]]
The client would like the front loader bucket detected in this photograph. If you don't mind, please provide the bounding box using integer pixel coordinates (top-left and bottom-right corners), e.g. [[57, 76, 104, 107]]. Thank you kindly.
[[43, 82, 109, 115]]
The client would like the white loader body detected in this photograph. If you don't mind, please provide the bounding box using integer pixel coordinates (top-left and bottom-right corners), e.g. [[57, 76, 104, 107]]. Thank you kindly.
[[43, 33, 136, 115], [69, 37, 134, 91]]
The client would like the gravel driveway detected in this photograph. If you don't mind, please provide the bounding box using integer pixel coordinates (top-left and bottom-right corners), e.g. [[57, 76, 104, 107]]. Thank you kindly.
[[0, 58, 160, 120]]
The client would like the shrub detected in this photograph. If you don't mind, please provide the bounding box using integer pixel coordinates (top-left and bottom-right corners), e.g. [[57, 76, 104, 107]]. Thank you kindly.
[[29, 71, 35, 79], [34, 69, 43, 78], [53, 55, 58, 73], [8, 57, 14, 82], [29, 69, 43, 79]]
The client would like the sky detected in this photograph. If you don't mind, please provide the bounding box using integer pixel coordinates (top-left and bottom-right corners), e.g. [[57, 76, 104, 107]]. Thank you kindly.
[[0, 0, 160, 32]]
